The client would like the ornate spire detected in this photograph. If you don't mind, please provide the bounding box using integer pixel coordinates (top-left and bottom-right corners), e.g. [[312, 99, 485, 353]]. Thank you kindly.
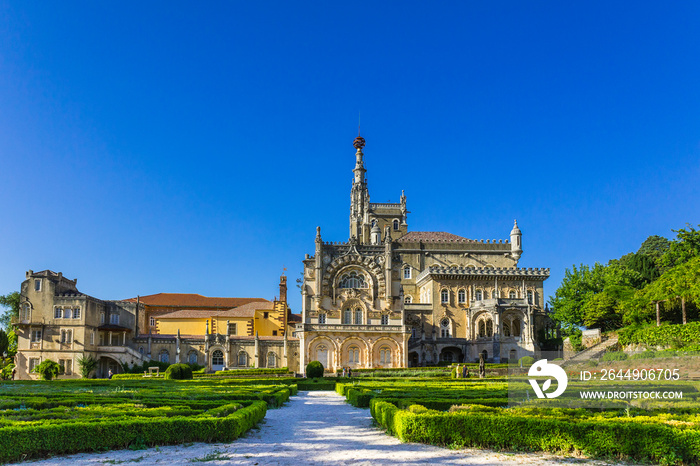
[[353, 136, 365, 150]]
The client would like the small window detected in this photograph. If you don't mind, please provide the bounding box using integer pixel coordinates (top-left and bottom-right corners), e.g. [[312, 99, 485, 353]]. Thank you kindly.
[[99, 333, 105, 345], [272, 330, 278, 336], [354, 308, 362, 325], [267, 352, 277, 368], [318, 313, 326, 324], [440, 318, 451, 338], [100, 312, 105, 324], [403, 266, 411, 279], [381, 314, 389, 325], [34, 279, 41, 292], [393, 219, 400, 231], [150, 316, 156, 327], [343, 309, 352, 324], [31, 330, 42, 342], [238, 351, 247, 366], [188, 351, 197, 364], [458, 290, 466, 303], [73, 307, 81, 319], [212, 350, 224, 366], [339, 271, 368, 289], [29, 358, 40, 372], [59, 359, 72, 376], [509, 291, 516, 299], [476, 290, 482, 301], [90, 332, 95, 345], [263, 312, 269, 319], [440, 289, 449, 303], [229, 323, 237, 335], [491, 290, 497, 299], [54, 307, 62, 319], [21, 303, 31, 321], [110, 314, 119, 325], [64, 308, 72, 319], [61, 329, 72, 344], [348, 346, 360, 364], [159, 350, 170, 363], [139, 346, 144, 355], [379, 347, 392, 366], [527, 291, 533, 304], [404, 295, 412, 304]]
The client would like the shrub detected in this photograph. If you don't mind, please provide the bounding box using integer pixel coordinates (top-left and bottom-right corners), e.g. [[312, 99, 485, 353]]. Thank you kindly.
[[619, 322, 700, 347], [77, 356, 98, 379], [164, 363, 193, 380], [601, 351, 628, 362], [306, 360, 324, 378], [630, 350, 656, 360], [32, 359, 63, 380], [518, 356, 535, 367]]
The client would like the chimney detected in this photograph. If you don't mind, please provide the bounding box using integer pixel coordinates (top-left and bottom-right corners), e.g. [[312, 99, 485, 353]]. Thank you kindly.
[[279, 275, 287, 303]]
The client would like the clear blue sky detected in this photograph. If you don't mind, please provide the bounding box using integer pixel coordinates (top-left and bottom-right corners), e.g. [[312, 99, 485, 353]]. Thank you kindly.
[[1, 2, 699, 316]]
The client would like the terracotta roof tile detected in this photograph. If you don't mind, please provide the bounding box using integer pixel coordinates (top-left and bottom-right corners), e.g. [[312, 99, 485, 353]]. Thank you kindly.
[[155, 301, 275, 320], [397, 231, 472, 243], [124, 293, 268, 308]]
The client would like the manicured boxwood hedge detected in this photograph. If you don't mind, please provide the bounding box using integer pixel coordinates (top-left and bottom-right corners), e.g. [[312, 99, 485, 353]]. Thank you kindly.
[[370, 400, 700, 465], [0, 378, 297, 462]]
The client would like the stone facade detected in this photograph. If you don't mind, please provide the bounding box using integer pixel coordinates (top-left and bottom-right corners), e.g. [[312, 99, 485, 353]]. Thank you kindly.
[[14, 271, 300, 379], [296, 136, 557, 373]]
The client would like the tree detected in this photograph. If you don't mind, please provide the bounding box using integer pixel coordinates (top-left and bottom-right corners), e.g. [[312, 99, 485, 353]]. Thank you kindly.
[[582, 292, 622, 331], [0, 330, 8, 357], [662, 224, 700, 269], [549, 263, 607, 332], [77, 355, 99, 379], [637, 235, 671, 265], [32, 359, 64, 381], [0, 292, 20, 330], [645, 257, 700, 325]]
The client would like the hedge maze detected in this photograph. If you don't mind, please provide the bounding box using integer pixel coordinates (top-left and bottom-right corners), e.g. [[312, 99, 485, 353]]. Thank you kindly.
[[0, 379, 295, 463]]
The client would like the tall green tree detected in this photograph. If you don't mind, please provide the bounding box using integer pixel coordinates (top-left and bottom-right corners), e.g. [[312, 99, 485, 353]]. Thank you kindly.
[[662, 224, 700, 269], [645, 256, 700, 325], [0, 330, 8, 357], [0, 292, 20, 330], [549, 263, 607, 332]]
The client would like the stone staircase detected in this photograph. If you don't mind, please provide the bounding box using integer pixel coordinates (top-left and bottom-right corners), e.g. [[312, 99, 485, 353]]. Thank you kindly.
[[555, 335, 619, 367]]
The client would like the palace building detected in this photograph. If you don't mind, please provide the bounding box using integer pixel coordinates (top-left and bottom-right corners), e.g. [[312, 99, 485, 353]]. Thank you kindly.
[[13, 270, 300, 379], [12, 134, 555, 379], [296, 135, 555, 373]]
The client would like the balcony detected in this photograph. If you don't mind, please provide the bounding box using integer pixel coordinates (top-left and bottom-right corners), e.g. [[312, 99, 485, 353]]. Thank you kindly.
[[295, 323, 410, 334], [10, 316, 31, 326]]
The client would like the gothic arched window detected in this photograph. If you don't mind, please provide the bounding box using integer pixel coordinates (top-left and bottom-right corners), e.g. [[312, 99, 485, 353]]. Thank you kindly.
[[238, 351, 247, 366], [380, 346, 392, 366], [440, 318, 451, 338], [393, 219, 400, 231], [509, 291, 516, 299], [159, 349, 169, 363], [348, 346, 360, 364], [403, 266, 411, 279], [188, 351, 198, 365], [339, 271, 367, 289], [354, 308, 362, 325], [343, 309, 352, 324], [404, 295, 412, 304], [267, 352, 277, 368], [212, 350, 224, 366]]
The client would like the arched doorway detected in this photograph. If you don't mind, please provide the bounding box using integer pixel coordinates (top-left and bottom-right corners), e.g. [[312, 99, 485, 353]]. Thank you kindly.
[[440, 346, 464, 363], [211, 350, 225, 371], [97, 356, 122, 379], [408, 351, 419, 367]]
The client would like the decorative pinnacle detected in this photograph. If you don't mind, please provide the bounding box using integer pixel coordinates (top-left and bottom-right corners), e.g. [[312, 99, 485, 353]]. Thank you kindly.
[[353, 136, 366, 150]]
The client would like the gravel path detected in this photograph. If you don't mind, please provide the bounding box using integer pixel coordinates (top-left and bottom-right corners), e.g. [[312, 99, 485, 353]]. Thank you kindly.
[[27, 391, 636, 465]]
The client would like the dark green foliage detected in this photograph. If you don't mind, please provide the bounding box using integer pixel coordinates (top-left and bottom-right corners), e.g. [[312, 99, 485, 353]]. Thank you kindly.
[[305, 360, 324, 378], [164, 363, 193, 380], [122, 360, 171, 374], [32, 359, 64, 380], [518, 356, 535, 366], [77, 355, 98, 379], [601, 351, 628, 362], [211, 367, 291, 376], [0, 291, 19, 331], [371, 402, 700, 465], [0, 329, 8, 356], [618, 322, 700, 347]]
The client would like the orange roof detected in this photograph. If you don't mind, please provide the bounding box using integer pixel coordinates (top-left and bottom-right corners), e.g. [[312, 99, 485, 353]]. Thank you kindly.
[[397, 231, 471, 242], [156, 301, 274, 320], [124, 293, 268, 308]]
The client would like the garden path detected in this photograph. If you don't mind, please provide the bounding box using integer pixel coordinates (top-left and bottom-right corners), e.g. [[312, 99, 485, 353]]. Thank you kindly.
[[28, 391, 636, 465]]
